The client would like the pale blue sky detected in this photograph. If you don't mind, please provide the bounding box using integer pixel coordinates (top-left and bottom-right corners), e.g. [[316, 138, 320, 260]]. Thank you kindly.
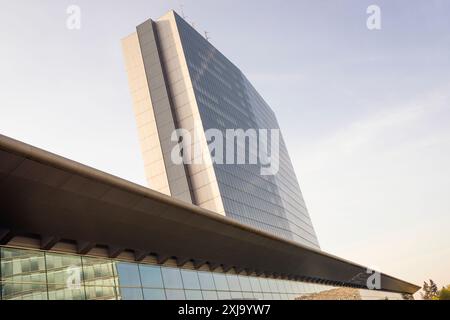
[[1, 0, 449, 295]]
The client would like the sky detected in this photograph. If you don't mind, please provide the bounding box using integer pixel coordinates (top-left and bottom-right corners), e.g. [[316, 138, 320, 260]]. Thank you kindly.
[[1, 0, 449, 297]]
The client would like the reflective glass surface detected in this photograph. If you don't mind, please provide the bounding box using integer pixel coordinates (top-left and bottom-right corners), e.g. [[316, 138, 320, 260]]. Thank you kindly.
[[82, 256, 118, 300], [0, 247, 407, 300], [46, 253, 85, 300], [139, 265, 164, 288], [198, 272, 216, 291], [181, 269, 200, 290], [173, 13, 320, 249], [161, 268, 183, 289]]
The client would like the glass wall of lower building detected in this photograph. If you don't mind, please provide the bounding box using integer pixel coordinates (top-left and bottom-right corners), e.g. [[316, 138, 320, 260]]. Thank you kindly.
[[0, 246, 405, 300]]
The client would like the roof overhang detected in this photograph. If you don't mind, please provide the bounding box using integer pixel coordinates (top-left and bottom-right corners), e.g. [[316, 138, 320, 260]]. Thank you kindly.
[[0, 134, 420, 294]]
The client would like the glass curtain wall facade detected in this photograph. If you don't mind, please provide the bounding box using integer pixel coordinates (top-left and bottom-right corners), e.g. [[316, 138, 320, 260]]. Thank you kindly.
[[124, 11, 321, 249], [172, 13, 320, 249], [0, 246, 406, 300]]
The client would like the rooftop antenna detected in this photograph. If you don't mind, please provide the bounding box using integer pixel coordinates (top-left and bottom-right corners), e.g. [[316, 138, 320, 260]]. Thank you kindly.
[[204, 31, 211, 41]]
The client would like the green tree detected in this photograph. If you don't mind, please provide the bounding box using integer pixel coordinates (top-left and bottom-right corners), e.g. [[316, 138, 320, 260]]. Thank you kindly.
[[421, 279, 439, 300], [438, 285, 450, 300]]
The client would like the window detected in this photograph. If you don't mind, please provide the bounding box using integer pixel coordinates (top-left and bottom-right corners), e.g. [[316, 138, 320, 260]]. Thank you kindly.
[[45, 253, 86, 300], [253, 292, 264, 300], [143, 288, 166, 300], [201, 290, 218, 300], [82, 257, 117, 300], [165, 289, 185, 300], [213, 273, 229, 291], [268, 279, 278, 293], [180, 270, 200, 290], [226, 274, 241, 292], [119, 288, 143, 300], [116, 263, 141, 287], [263, 293, 273, 300], [139, 265, 163, 288], [238, 276, 252, 292], [249, 277, 262, 292], [185, 290, 203, 300], [276, 280, 287, 294], [230, 291, 243, 299], [217, 291, 232, 300], [198, 272, 215, 291], [161, 268, 183, 289], [243, 292, 255, 300], [259, 278, 270, 293], [0, 248, 48, 300]]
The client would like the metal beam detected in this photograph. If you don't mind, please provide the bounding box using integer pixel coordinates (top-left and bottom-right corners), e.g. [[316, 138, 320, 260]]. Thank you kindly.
[[0, 228, 14, 245], [176, 257, 191, 267], [208, 262, 221, 272], [222, 265, 234, 273], [134, 250, 149, 262], [193, 260, 207, 270], [157, 254, 171, 265], [108, 246, 124, 259], [77, 241, 96, 255], [40, 235, 60, 250]]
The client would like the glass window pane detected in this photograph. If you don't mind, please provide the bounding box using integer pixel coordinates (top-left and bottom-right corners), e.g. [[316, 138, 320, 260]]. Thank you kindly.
[[285, 280, 295, 293], [294, 282, 303, 293], [181, 270, 200, 290], [116, 263, 141, 287], [45, 253, 85, 300], [119, 287, 143, 300], [253, 292, 264, 300], [263, 293, 273, 300], [1, 248, 46, 282], [243, 292, 254, 300], [139, 265, 163, 288], [231, 291, 243, 299], [165, 289, 185, 300], [1, 283, 48, 300], [249, 277, 262, 292], [238, 276, 252, 292], [268, 279, 278, 293], [82, 257, 117, 300], [1, 248, 48, 300], [213, 274, 229, 291], [198, 272, 215, 290], [272, 293, 282, 300], [259, 278, 270, 292], [143, 288, 166, 300], [303, 283, 310, 293], [85, 286, 117, 300], [217, 291, 232, 300], [201, 290, 218, 300], [280, 293, 289, 300], [226, 274, 241, 291], [185, 290, 203, 300], [278, 280, 286, 293], [161, 268, 183, 289], [276, 280, 284, 293]]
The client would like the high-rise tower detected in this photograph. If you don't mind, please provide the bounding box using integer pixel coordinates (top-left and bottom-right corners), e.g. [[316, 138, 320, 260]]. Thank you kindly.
[[122, 11, 320, 249]]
